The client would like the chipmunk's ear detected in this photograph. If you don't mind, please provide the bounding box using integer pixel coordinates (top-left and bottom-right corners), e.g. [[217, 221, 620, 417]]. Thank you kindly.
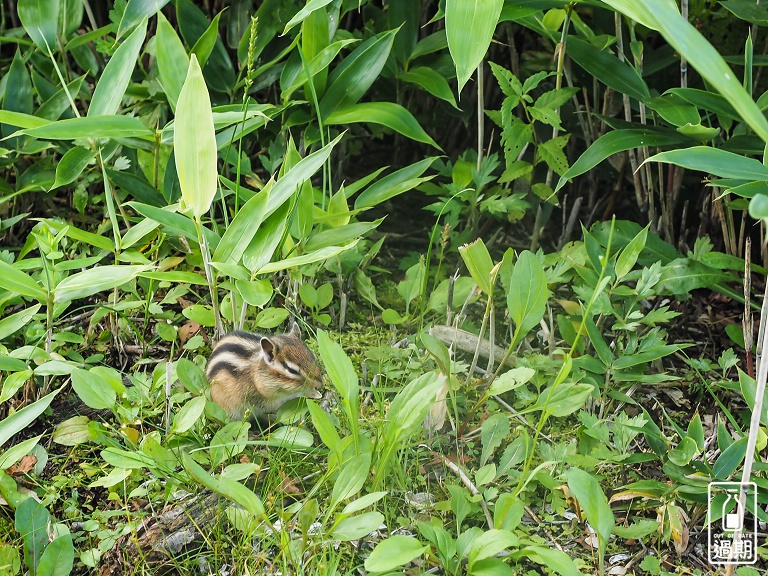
[[289, 321, 301, 339], [260, 337, 277, 362]]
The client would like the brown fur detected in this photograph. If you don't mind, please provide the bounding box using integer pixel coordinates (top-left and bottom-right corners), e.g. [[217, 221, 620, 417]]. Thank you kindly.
[[207, 323, 323, 420]]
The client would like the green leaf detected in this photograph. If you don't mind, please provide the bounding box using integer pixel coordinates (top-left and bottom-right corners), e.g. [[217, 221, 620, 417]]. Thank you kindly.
[[171, 396, 206, 434], [319, 30, 397, 117], [488, 367, 535, 396], [71, 368, 116, 410], [175, 55, 217, 219], [36, 534, 74, 576], [330, 453, 371, 511], [307, 400, 342, 458], [118, 0, 170, 39], [645, 146, 768, 180], [127, 202, 220, 247], [480, 413, 509, 466], [213, 189, 269, 264], [354, 157, 437, 209], [507, 251, 549, 345], [712, 436, 748, 479], [258, 243, 358, 274], [467, 529, 518, 570], [281, 39, 358, 100], [535, 381, 593, 417], [191, 10, 224, 69], [364, 535, 429, 572], [22, 116, 154, 140], [182, 452, 264, 516], [668, 436, 699, 466], [156, 11, 189, 111], [18, 0, 60, 55], [317, 330, 359, 410], [0, 304, 41, 341], [0, 260, 46, 300], [566, 468, 614, 557], [602, 0, 768, 142], [567, 36, 650, 103], [326, 102, 441, 149], [657, 258, 729, 295], [88, 19, 147, 117], [459, 238, 494, 295], [304, 220, 382, 252], [0, 390, 58, 448], [331, 511, 385, 542], [446, 0, 504, 91], [283, 0, 333, 35], [399, 66, 458, 108], [0, 110, 51, 129], [556, 128, 690, 192], [615, 223, 648, 279], [54, 264, 150, 303], [53, 146, 96, 189]]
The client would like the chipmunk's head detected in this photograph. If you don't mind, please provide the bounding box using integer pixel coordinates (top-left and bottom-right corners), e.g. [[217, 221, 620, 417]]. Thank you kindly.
[[259, 322, 324, 401]]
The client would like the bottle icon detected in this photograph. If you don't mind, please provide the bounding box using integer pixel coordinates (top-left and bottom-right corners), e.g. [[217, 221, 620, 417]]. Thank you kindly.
[[722, 493, 742, 531]]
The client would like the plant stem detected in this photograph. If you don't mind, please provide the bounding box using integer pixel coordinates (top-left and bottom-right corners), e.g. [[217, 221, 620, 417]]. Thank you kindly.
[[194, 217, 223, 337]]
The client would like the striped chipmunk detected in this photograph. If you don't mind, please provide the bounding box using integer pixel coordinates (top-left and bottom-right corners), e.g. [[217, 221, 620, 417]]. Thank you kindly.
[[206, 322, 324, 420]]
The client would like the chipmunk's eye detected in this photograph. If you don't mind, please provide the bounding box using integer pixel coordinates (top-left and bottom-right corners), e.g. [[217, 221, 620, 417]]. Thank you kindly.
[[286, 364, 301, 376]]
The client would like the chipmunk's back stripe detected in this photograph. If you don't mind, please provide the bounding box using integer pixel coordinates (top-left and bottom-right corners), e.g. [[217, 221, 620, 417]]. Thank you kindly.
[[206, 333, 262, 378]]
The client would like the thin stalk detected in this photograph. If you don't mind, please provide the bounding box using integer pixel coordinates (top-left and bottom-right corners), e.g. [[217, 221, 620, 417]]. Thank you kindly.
[[476, 64, 484, 171], [194, 217, 224, 337]]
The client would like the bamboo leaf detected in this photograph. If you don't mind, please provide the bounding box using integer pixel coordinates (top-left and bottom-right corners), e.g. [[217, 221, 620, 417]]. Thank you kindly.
[[446, 0, 504, 91], [54, 265, 151, 303], [603, 0, 768, 142], [156, 11, 189, 111], [175, 54, 217, 219], [22, 116, 154, 140], [326, 102, 441, 149], [118, 0, 170, 39], [18, 0, 60, 55], [88, 19, 147, 117], [213, 188, 269, 264], [644, 146, 768, 180]]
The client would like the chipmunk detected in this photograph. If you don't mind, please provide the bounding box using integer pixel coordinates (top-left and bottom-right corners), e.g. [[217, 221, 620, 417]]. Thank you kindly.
[[206, 322, 323, 420]]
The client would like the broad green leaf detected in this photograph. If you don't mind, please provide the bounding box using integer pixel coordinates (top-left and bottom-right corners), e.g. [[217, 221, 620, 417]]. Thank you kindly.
[[257, 243, 358, 274], [354, 157, 437, 209], [36, 534, 74, 576], [480, 413, 509, 466], [459, 238, 494, 295], [399, 66, 458, 108], [53, 146, 96, 189], [0, 435, 42, 469], [0, 260, 46, 300], [721, 0, 768, 26], [127, 202, 220, 247], [191, 10, 224, 69], [331, 511, 385, 541], [242, 198, 289, 273], [317, 330, 359, 406], [304, 220, 382, 252], [467, 529, 518, 569], [567, 36, 650, 103], [283, 0, 333, 35], [534, 381, 593, 417], [555, 129, 690, 192], [118, 0, 170, 39], [387, 372, 443, 437], [175, 55, 217, 219], [566, 467, 614, 557], [89, 19, 147, 117], [156, 11, 189, 111], [341, 491, 388, 515], [18, 0, 60, 55], [520, 545, 582, 576], [326, 102, 441, 149], [507, 251, 549, 345], [307, 399, 342, 459], [22, 116, 154, 140], [712, 436, 748, 479], [54, 264, 150, 303], [70, 368, 116, 409], [171, 396, 206, 434], [615, 224, 649, 279], [330, 453, 371, 511], [265, 134, 342, 218], [213, 189, 269, 264], [668, 435, 699, 466], [0, 110, 51, 129], [647, 94, 700, 127], [281, 39, 358, 100], [0, 390, 58, 448], [645, 146, 768, 180], [446, 0, 504, 91], [488, 367, 535, 396], [3, 51, 33, 146], [101, 447, 157, 469], [364, 536, 428, 572], [319, 30, 397, 117], [0, 304, 41, 341], [182, 452, 264, 516], [657, 258, 730, 295], [602, 0, 768, 142]]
